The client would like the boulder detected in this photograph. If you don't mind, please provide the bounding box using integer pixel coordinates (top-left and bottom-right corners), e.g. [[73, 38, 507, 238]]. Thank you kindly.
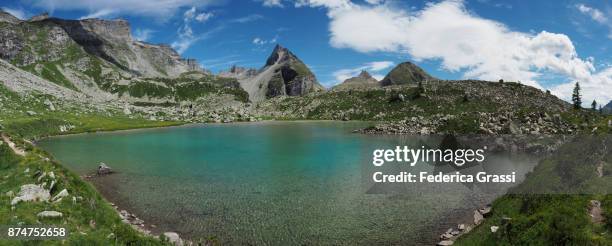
[[37, 211, 63, 218], [10, 184, 50, 205], [474, 210, 484, 225], [490, 226, 499, 233], [437, 240, 454, 246], [52, 189, 69, 201], [163, 232, 184, 246], [97, 163, 113, 175], [479, 205, 492, 217], [26, 111, 37, 116]]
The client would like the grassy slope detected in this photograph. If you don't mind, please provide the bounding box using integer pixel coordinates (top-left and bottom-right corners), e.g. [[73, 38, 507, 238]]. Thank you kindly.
[[456, 136, 612, 245], [0, 85, 181, 245]]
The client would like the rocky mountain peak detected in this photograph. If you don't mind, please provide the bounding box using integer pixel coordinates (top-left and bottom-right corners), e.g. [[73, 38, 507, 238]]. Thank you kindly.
[[0, 10, 22, 24], [358, 70, 373, 79], [265, 44, 299, 67], [604, 100, 612, 114], [380, 61, 435, 86], [29, 12, 49, 22]]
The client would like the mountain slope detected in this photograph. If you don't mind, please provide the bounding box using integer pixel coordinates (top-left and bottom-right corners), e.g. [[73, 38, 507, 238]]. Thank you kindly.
[[332, 70, 379, 91], [604, 101, 612, 114], [380, 62, 435, 86], [235, 45, 324, 102]]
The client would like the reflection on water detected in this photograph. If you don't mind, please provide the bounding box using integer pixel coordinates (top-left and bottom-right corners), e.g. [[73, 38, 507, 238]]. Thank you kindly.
[[38, 122, 538, 245]]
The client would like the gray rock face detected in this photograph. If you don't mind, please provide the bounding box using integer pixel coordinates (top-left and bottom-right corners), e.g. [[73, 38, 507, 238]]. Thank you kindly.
[[380, 62, 434, 86], [219, 65, 257, 80], [11, 184, 51, 205], [332, 70, 380, 91], [0, 11, 22, 24], [238, 44, 324, 102]]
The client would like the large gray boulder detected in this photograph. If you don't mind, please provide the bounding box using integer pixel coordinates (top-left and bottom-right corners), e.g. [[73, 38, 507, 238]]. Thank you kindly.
[[11, 184, 51, 205]]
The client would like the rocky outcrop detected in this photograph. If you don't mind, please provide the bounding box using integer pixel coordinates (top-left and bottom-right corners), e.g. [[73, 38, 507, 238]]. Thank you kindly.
[[10, 184, 51, 205], [97, 162, 113, 175], [380, 62, 434, 86], [0, 10, 22, 24], [219, 65, 257, 80], [238, 44, 324, 102], [332, 70, 379, 91]]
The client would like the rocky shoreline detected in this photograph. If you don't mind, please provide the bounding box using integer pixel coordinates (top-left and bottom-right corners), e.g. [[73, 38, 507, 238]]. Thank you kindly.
[[82, 163, 189, 246]]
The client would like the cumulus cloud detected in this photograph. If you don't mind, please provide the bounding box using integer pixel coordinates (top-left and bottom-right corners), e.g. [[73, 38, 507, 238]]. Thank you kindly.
[[1, 7, 28, 20], [331, 61, 394, 85], [301, 0, 612, 104], [28, 0, 218, 19], [133, 28, 154, 41]]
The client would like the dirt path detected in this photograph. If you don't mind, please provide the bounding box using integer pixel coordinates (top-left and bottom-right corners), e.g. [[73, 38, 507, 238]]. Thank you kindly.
[[1, 133, 25, 156]]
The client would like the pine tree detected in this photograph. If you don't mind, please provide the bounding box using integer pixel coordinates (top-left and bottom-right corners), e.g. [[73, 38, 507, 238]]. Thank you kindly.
[[599, 106, 603, 114], [591, 100, 597, 111], [572, 82, 581, 109]]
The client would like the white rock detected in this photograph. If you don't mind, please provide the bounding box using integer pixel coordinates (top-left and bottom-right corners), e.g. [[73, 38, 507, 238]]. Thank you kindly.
[[48, 171, 55, 179], [10, 184, 50, 205], [474, 210, 484, 225], [490, 226, 499, 233], [52, 189, 69, 201], [37, 211, 63, 218], [24, 168, 29, 173], [163, 232, 183, 246]]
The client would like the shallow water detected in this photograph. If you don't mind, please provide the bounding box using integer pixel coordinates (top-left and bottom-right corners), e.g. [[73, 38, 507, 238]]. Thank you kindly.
[[39, 121, 537, 245]]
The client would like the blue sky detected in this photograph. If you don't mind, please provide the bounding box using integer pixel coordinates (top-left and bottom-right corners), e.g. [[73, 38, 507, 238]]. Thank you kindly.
[[2, 0, 612, 104]]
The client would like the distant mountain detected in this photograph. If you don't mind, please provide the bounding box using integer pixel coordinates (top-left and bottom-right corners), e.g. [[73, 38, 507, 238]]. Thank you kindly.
[[332, 70, 379, 91], [0, 11, 204, 100], [236, 44, 324, 102], [380, 62, 435, 86]]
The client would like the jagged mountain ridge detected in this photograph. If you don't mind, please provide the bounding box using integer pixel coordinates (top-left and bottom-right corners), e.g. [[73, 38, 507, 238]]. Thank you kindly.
[[0, 11, 257, 107], [0, 11, 201, 78], [332, 70, 379, 91], [226, 44, 324, 102]]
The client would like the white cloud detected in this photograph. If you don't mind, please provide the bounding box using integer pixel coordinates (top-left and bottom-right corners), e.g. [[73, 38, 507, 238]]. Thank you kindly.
[[576, 4, 608, 24], [171, 6, 218, 54], [195, 12, 213, 22], [259, 0, 284, 7], [252, 35, 279, 46], [80, 9, 115, 19], [1, 7, 27, 20], [29, 0, 218, 19], [331, 61, 394, 85], [253, 37, 266, 45], [133, 28, 154, 41], [230, 14, 263, 23], [303, 0, 612, 104]]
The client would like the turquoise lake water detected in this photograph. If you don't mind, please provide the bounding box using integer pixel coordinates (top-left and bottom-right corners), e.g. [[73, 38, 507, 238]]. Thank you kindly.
[[38, 121, 537, 245]]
